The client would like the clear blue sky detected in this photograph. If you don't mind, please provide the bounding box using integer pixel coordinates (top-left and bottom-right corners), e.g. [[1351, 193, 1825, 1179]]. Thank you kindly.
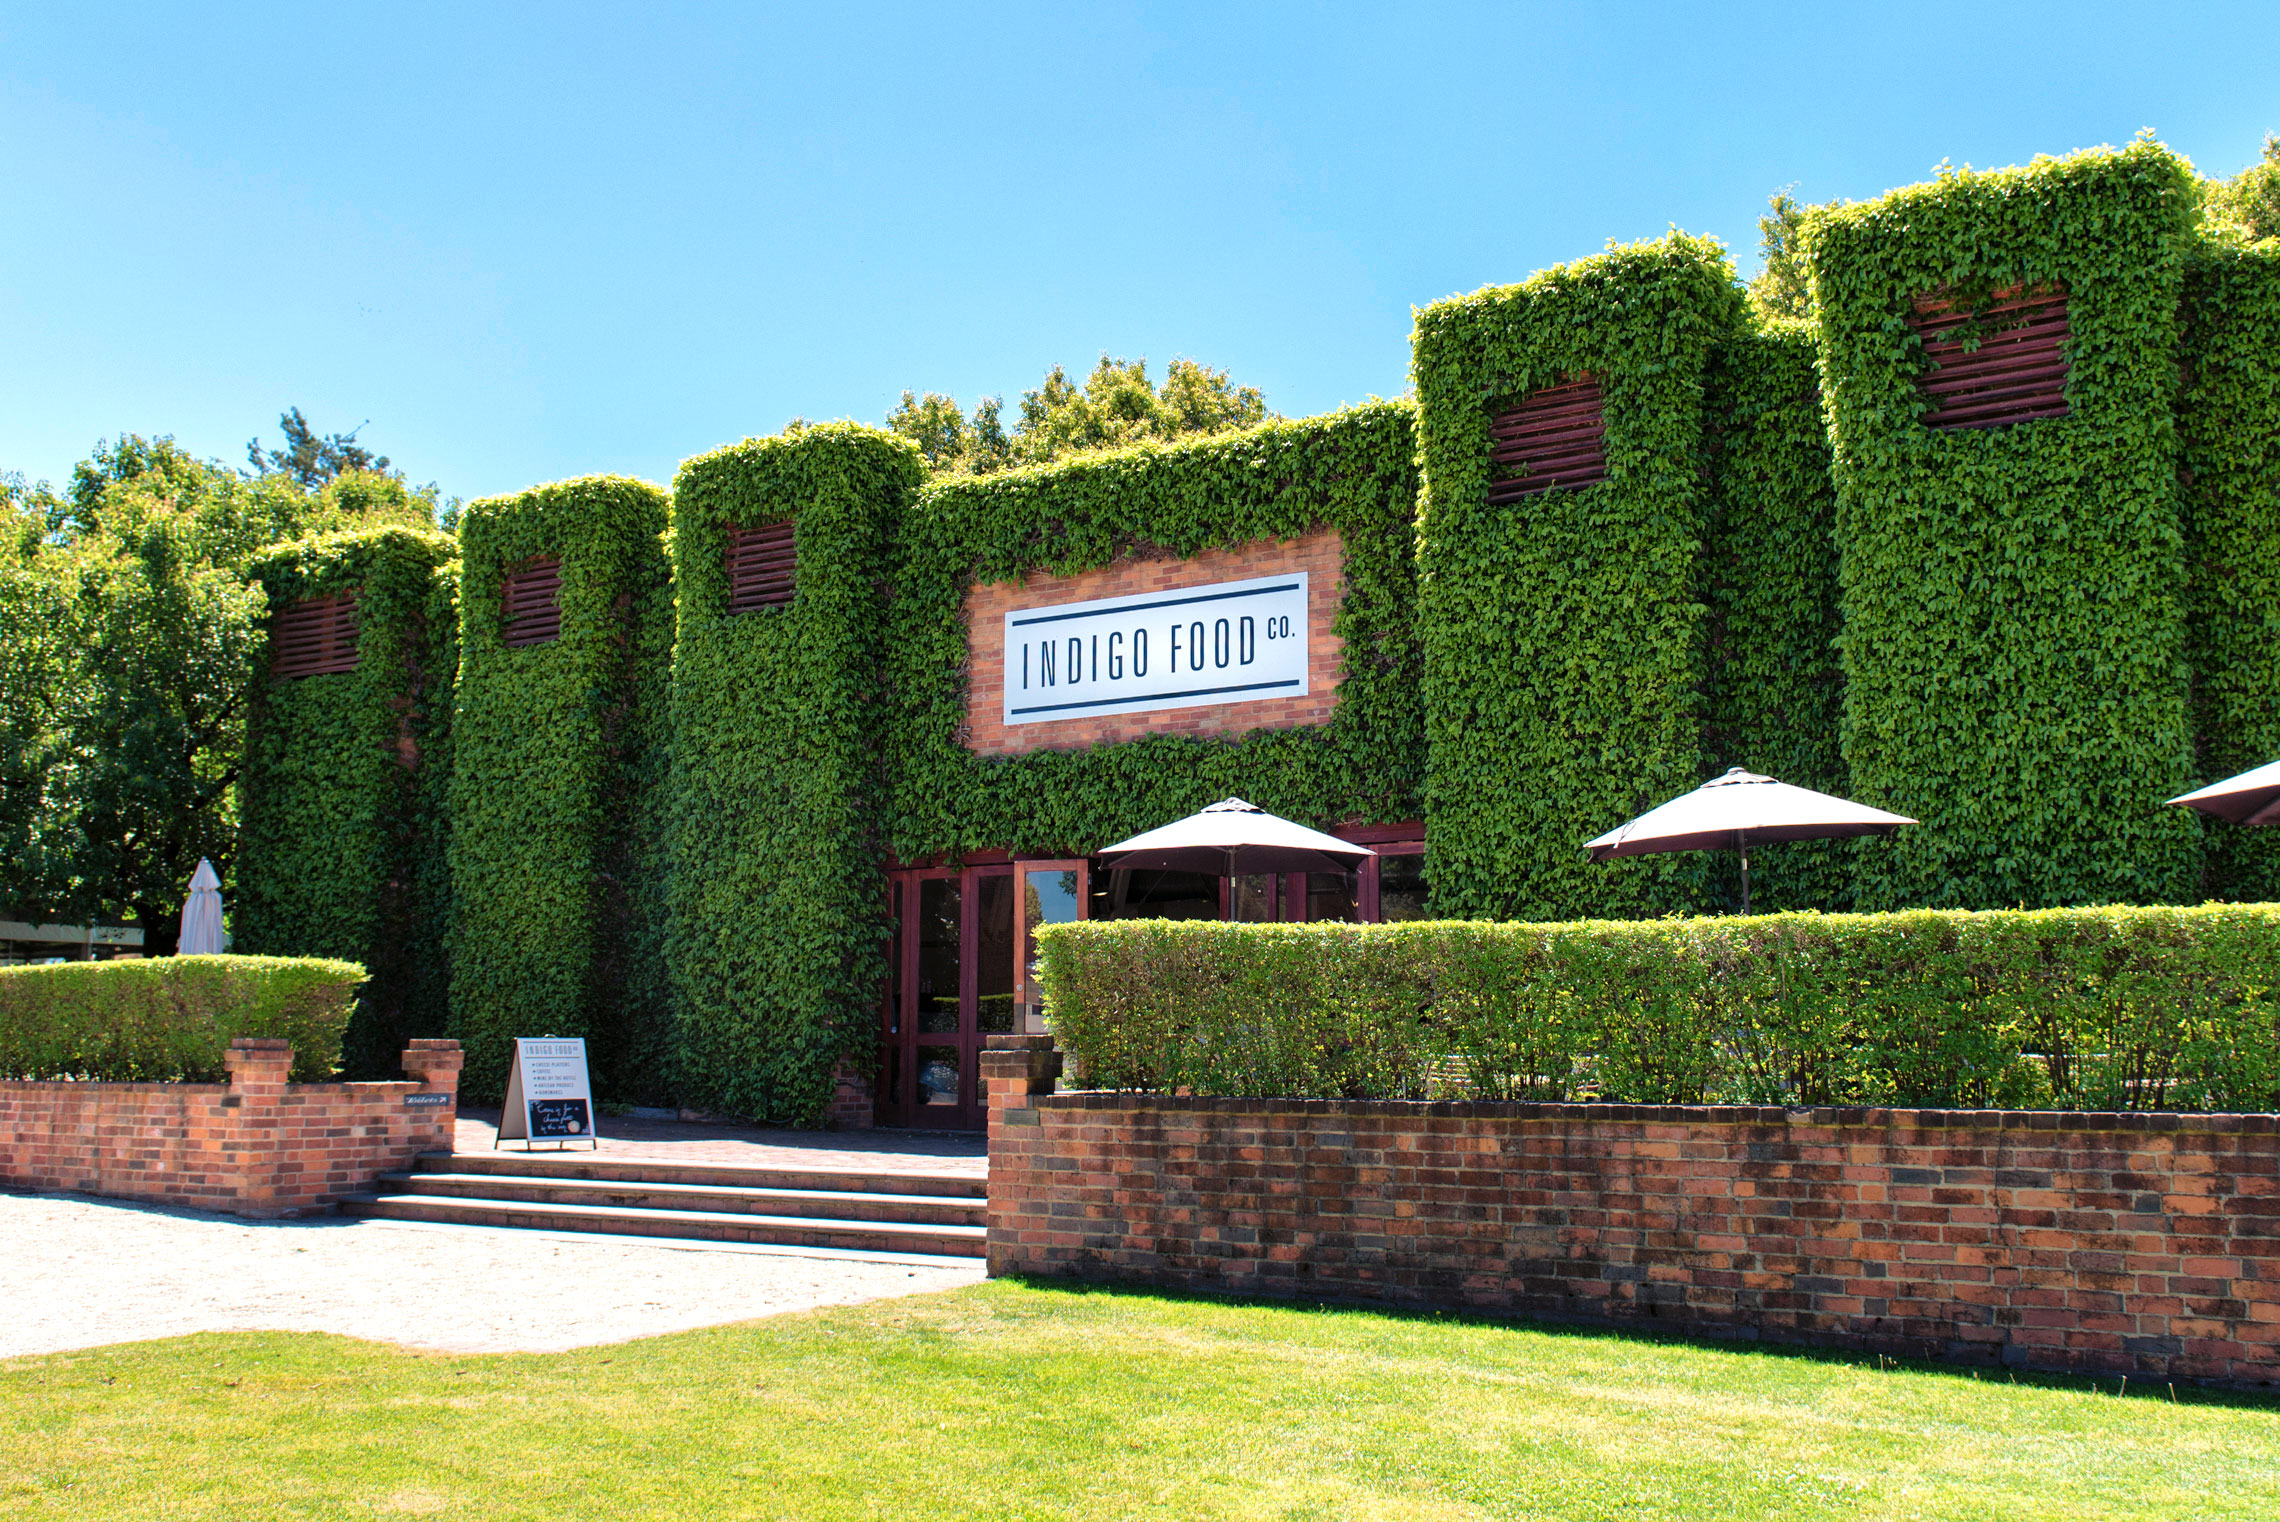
[[4, 2, 2275, 504]]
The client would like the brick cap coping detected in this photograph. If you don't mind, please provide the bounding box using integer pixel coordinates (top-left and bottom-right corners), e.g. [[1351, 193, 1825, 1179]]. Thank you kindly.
[[1027, 1090, 2280, 1133]]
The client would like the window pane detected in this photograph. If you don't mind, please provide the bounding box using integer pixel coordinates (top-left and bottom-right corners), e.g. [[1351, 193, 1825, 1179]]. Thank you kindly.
[[1090, 868, 1220, 922], [1022, 868, 1083, 1014], [1307, 870, 1360, 923], [975, 873, 1016, 1035], [916, 878, 961, 1034], [1377, 853, 1429, 922], [916, 1045, 960, 1106], [1231, 874, 1277, 923]]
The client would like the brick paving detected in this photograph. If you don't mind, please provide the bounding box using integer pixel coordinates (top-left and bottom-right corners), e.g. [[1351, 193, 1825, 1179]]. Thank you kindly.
[[452, 1107, 988, 1176]]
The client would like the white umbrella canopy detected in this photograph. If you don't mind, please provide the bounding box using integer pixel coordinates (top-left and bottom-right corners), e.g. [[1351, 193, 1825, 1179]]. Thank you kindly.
[[2169, 759, 2280, 827], [1096, 798, 1375, 879], [177, 857, 226, 955], [1584, 768, 1916, 913]]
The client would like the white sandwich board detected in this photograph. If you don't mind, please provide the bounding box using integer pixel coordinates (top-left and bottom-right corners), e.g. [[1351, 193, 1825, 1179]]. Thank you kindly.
[[496, 1036, 598, 1150]]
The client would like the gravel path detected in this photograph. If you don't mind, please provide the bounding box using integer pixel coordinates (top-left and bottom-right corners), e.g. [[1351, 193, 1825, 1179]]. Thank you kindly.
[[0, 1191, 982, 1358]]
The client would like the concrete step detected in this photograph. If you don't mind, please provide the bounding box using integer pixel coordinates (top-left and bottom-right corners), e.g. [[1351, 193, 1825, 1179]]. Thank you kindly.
[[413, 1152, 985, 1199], [381, 1171, 985, 1227], [340, 1191, 989, 1258]]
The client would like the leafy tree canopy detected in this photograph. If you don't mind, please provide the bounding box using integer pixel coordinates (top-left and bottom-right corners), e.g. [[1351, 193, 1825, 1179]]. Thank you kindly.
[[1747, 188, 1813, 321], [2205, 133, 2280, 243], [884, 355, 1270, 476], [247, 406, 389, 489], [2, 429, 447, 947]]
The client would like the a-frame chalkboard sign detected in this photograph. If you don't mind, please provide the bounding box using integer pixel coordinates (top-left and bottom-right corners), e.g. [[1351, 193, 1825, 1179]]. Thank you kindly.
[[496, 1037, 599, 1150]]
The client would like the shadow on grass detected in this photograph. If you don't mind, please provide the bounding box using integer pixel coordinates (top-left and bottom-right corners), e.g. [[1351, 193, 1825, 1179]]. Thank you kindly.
[[988, 1272, 2280, 1413]]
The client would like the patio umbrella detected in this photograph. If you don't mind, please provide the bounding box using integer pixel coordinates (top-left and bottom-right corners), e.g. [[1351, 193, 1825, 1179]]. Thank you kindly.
[[1583, 767, 1916, 914], [178, 858, 227, 955], [1096, 798, 1374, 882], [2169, 758, 2280, 827]]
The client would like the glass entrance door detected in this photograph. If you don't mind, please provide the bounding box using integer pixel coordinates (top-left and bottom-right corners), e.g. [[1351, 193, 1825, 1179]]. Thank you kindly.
[[881, 865, 1016, 1129]]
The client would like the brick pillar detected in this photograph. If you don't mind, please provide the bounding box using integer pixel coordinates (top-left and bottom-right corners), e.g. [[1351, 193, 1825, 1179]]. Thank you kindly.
[[222, 1037, 294, 1217], [400, 1038, 464, 1155], [826, 1059, 875, 1130], [981, 1035, 1060, 1277]]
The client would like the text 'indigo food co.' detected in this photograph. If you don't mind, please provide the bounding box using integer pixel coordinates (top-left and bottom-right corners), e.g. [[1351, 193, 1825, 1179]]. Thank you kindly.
[[1002, 572, 1308, 726]]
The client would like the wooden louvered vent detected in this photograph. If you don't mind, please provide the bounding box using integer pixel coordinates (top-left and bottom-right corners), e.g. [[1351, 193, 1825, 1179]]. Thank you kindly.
[[725, 521, 796, 613], [501, 556, 562, 647], [1910, 285, 2071, 430], [269, 593, 360, 679], [1488, 376, 1607, 502]]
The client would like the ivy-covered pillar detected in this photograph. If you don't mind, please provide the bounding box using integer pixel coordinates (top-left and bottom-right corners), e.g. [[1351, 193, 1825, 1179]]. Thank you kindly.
[[665, 425, 923, 1125], [1699, 317, 1849, 914], [237, 527, 459, 1076], [449, 475, 673, 1102], [2181, 239, 2280, 901], [1410, 234, 1744, 920], [1808, 140, 2202, 909]]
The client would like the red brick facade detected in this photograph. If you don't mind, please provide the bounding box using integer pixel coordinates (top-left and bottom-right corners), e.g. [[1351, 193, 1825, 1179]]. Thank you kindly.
[[980, 1041, 2280, 1386], [963, 530, 1345, 757], [0, 1037, 463, 1218]]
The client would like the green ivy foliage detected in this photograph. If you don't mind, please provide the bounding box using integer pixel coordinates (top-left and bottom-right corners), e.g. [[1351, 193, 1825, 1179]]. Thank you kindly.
[[1038, 907, 2280, 1111], [449, 475, 672, 1102], [236, 527, 458, 1077], [1411, 234, 1746, 921], [883, 404, 1423, 862], [2181, 240, 2280, 900], [1805, 140, 2203, 909], [0, 953, 366, 1083], [666, 425, 926, 1124], [1701, 319, 1851, 911]]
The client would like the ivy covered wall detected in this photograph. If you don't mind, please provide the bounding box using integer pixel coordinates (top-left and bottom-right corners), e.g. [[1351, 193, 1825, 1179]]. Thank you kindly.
[[220, 139, 2279, 1125], [236, 526, 458, 1077], [1806, 141, 2204, 911], [2182, 240, 2280, 902], [1699, 319, 1850, 913], [666, 426, 925, 1122], [883, 403, 1424, 863], [1411, 234, 1744, 921], [448, 475, 673, 1101]]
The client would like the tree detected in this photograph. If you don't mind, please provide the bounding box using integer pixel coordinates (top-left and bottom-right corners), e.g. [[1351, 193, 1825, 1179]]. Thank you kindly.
[[246, 407, 390, 489], [2206, 133, 2280, 243], [1747, 188, 1814, 322], [882, 355, 1269, 476], [1, 435, 441, 947]]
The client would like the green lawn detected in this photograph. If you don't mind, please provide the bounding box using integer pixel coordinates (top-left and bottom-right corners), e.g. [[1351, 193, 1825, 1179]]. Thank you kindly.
[[3, 1279, 2274, 1520]]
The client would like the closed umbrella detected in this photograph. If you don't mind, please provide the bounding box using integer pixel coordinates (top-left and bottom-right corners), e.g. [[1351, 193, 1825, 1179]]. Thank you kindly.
[[2169, 759, 2280, 827], [178, 858, 226, 955], [1097, 797, 1373, 896], [1584, 767, 1916, 914]]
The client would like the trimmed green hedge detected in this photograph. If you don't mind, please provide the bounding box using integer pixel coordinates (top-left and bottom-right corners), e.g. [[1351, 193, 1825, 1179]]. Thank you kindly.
[[236, 527, 458, 1078], [1702, 318, 1848, 912], [884, 403, 1424, 862], [0, 954, 365, 1083], [1805, 140, 2203, 909], [2182, 240, 2280, 901], [1411, 233, 1745, 921], [1037, 908, 2280, 1111], [449, 475, 673, 1102], [667, 424, 926, 1124]]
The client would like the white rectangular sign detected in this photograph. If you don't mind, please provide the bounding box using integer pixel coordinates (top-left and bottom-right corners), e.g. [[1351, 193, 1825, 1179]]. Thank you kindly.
[[497, 1037, 597, 1149], [1002, 571, 1308, 726]]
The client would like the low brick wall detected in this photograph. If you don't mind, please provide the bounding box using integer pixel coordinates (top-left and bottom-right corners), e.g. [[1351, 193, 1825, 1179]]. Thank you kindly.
[[0, 1037, 463, 1218], [981, 1038, 2280, 1387]]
